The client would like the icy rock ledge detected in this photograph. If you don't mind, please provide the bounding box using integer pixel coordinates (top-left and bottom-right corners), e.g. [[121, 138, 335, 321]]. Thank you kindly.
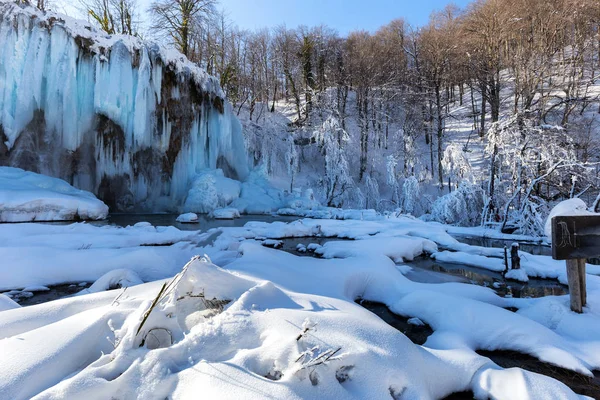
[[0, 167, 109, 222]]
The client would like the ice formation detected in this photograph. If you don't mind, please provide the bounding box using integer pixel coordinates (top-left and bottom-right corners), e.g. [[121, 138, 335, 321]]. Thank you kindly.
[[0, 1, 248, 211]]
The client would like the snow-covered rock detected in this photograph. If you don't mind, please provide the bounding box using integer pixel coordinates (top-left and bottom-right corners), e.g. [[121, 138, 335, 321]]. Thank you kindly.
[[0, 167, 109, 222], [77, 269, 144, 295], [176, 213, 199, 223], [505, 268, 529, 283], [211, 208, 240, 219]]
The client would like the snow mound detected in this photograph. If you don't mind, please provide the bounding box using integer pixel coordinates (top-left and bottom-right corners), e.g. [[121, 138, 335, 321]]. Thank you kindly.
[[184, 170, 242, 213], [231, 178, 284, 214], [315, 236, 437, 263], [0, 167, 109, 222], [176, 213, 199, 223]]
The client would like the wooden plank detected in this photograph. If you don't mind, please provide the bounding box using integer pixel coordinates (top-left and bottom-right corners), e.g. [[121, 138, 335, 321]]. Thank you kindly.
[[578, 258, 587, 307], [552, 215, 600, 260], [566, 259, 583, 313]]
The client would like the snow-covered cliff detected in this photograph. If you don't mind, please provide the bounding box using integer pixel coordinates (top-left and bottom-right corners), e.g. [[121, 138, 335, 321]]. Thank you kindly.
[[0, 1, 248, 211]]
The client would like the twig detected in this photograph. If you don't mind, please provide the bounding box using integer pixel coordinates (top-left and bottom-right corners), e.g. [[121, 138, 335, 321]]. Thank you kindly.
[[135, 282, 167, 337]]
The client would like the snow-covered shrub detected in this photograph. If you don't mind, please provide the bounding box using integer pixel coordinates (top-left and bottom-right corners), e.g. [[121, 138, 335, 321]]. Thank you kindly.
[[400, 176, 422, 216], [484, 114, 595, 235], [442, 144, 473, 187], [515, 197, 550, 237], [284, 188, 320, 210], [430, 182, 485, 226], [230, 167, 285, 214]]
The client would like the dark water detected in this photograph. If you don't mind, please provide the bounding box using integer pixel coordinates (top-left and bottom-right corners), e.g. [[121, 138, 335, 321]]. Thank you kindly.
[[409, 257, 567, 298], [452, 234, 551, 256], [52, 213, 300, 232], [12, 283, 92, 306], [277, 237, 567, 299], [357, 300, 433, 345]]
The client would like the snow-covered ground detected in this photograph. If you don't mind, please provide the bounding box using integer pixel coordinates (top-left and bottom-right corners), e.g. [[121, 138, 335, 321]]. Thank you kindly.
[[0, 167, 108, 222], [1, 214, 599, 399]]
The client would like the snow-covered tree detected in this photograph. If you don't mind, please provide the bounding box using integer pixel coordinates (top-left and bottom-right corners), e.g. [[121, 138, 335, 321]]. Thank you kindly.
[[314, 117, 364, 208], [365, 175, 380, 210], [442, 144, 473, 190], [431, 182, 486, 226], [484, 113, 596, 235]]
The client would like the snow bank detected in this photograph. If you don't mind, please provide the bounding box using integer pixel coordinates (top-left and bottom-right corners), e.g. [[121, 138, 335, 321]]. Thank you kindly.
[[0, 167, 108, 222], [0, 222, 206, 290], [505, 268, 529, 282], [315, 236, 438, 262]]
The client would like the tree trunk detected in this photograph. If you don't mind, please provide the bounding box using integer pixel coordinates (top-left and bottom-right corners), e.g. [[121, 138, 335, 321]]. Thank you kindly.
[[435, 85, 444, 189]]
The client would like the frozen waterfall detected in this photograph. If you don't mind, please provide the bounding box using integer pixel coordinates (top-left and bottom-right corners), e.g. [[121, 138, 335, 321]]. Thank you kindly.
[[0, 1, 249, 211]]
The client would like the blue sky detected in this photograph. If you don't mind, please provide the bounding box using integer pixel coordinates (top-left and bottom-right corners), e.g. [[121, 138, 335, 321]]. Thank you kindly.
[[221, 0, 472, 35]]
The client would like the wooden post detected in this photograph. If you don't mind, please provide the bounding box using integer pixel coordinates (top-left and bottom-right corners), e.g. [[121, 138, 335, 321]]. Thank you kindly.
[[510, 243, 520, 269], [503, 246, 508, 273], [578, 258, 587, 307], [566, 259, 583, 313], [550, 215, 598, 313]]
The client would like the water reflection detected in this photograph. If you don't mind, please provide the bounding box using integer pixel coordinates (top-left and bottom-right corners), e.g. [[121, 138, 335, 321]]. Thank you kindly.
[[453, 235, 551, 256], [410, 257, 567, 298]]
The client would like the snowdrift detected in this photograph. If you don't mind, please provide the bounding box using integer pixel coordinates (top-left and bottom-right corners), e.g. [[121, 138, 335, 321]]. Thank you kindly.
[[0, 167, 108, 221]]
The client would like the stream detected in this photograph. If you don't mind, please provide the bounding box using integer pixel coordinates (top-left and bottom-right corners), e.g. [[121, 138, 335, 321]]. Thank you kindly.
[[5, 215, 569, 305]]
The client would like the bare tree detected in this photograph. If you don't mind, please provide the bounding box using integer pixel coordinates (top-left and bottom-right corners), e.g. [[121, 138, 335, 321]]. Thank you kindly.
[[150, 0, 215, 58]]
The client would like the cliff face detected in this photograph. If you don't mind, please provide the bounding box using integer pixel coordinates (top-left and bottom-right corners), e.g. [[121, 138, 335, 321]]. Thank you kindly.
[[0, 1, 248, 211]]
